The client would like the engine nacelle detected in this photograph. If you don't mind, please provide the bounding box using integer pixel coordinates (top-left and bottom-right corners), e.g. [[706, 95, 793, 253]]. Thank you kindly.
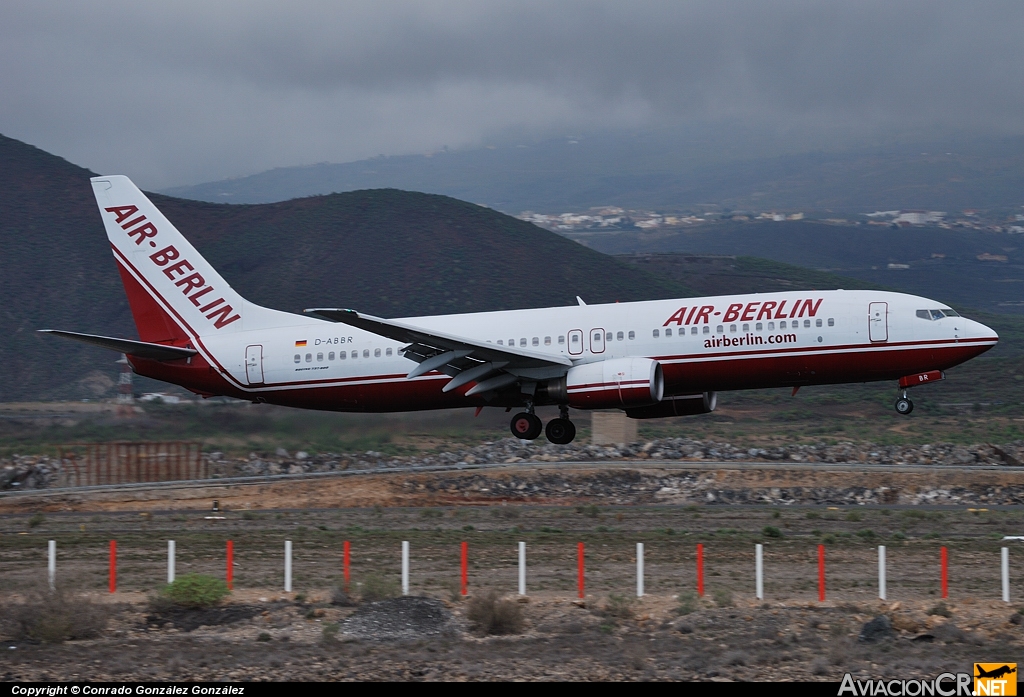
[[562, 357, 664, 410], [625, 392, 717, 419]]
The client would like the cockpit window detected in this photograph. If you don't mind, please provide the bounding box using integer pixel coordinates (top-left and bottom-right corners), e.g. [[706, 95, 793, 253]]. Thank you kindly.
[[918, 309, 960, 320]]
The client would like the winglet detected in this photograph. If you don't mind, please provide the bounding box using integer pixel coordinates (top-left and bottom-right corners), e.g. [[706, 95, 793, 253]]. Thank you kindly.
[[576, 296, 587, 306]]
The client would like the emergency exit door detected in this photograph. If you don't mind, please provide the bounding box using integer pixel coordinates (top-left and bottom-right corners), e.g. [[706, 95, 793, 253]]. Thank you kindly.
[[245, 344, 265, 384], [868, 303, 888, 342]]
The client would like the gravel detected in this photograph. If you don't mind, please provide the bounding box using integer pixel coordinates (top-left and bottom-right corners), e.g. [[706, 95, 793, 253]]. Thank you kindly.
[[341, 597, 458, 640]]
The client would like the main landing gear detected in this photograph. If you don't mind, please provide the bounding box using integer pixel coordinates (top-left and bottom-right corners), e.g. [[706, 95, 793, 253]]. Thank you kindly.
[[510, 405, 576, 444]]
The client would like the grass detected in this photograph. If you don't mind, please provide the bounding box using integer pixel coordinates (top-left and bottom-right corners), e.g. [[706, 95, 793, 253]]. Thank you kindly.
[[0, 584, 109, 643], [359, 573, 399, 602], [466, 590, 524, 635], [158, 574, 230, 609]]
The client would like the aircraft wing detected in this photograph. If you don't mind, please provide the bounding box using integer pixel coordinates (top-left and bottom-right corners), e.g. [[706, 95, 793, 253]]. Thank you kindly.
[[304, 308, 570, 396], [38, 330, 198, 361]]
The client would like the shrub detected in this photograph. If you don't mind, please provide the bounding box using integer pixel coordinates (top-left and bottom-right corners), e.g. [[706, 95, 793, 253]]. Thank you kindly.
[[927, 602, 952, 618], [28, 514, 45, 528], [806, 511, 821, 520], [846, 511, 862, 522], [603, 593, 637, 621], [359, 573, 399, 602], [822, 534, 837, 544], [713, 588, 734, 608], [321, 622, 340, 644], [891, 531, 906, 540], [676, 591, 699, 615], [466, 590, 524, 635], [856, 529, 877, 541], [257, 632, 272, 642], [1, 585, 109, 643], [762, 526, 784, 539], [160, 574, 230, 609]]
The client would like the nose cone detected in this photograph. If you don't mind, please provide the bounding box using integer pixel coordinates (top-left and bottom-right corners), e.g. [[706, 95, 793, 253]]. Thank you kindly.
[[967, 318, 999, 342]]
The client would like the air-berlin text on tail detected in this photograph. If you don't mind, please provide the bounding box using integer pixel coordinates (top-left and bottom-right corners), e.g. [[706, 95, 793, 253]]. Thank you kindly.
[[663, 299, 824, 326], [104, 206, 240, 329]]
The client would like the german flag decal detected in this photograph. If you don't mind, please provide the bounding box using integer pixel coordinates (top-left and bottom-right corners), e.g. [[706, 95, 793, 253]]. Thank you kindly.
[[295, 340, 307, 347]]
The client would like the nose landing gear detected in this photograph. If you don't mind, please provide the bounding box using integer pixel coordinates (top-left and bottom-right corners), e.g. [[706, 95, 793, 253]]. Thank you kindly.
[[895, 391, 914, 415]]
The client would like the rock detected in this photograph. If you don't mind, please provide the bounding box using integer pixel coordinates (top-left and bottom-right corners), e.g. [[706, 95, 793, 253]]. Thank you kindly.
[[858, 615, 894, 643], [889, 612, 921, 633], [930, 622, 966, 644]]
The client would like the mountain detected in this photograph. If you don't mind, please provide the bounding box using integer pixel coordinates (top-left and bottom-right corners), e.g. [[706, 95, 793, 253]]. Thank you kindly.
[[584, 221, 1024, 317], [0, 134, 689, 401], [161, 133, 1024, 215]]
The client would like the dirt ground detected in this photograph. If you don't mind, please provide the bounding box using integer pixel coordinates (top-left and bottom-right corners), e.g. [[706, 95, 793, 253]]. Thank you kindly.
[[1, 502, 1022, 681]]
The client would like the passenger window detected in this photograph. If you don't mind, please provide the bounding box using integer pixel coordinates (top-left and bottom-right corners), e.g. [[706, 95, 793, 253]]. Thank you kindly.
[[340, 351, 346, 359], [617, 331, 624, 341], [755, 323, 762, 331], [605, 332, 612, 341], [768, 322, 775, 331], [374, 348, 381, 357], [628, 331, 635, 340], [665, 328, 672, 337], [716, 325, 724, 334], [294, 354, 300, 363], [558, 336, 565, 344], [742, 324, 749, 332], [305, 353, 312, 362], [652, 329, 660, 338], [544, 336, 551, 345], [780, 321, 787, 329], [703, 326, 710, 335], [350, 351, 357, 359], [691, 326, 697, 335], [363, 349, 369, 358], [532, 337, 539, 346], [328, 352, 335, 361], [497, 339, 503, 345], [520, 338, 527, 347], [386, 348, 393, 356], [317, 352, 324, 362], [815, 319, 822, 328], [729, 324, 737, 333], [508, 338, 515, 346], [827, 318, 834, 327], [571, 335, 579, 344], [803, 319, 810, 328]]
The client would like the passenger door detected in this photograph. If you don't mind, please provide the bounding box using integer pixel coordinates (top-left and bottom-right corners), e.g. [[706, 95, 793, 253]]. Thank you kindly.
[[868, 303, 888, 342], [245, 344, 265, 384]]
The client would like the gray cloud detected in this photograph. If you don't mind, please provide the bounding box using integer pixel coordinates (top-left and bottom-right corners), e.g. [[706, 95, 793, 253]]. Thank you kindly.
[[1, 0, 1021, 188]]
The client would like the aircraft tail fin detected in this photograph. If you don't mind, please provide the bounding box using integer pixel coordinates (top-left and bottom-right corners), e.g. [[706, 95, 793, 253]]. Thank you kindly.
[[91, 176, 281, 343]]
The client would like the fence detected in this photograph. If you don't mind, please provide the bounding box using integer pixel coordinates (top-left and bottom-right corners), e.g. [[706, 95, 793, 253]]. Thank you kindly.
[[58, 442, 204, 486], [44, 539, 1015, 604]]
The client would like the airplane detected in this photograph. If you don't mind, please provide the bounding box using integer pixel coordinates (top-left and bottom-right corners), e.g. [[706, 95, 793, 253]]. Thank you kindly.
[[41, 175, 999, 445]]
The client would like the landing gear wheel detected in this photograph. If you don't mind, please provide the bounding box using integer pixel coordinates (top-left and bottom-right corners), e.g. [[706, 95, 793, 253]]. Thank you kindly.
[[510, 412, 543, 440], [895, 397, 914, 415], [545, 418, 577, 445]]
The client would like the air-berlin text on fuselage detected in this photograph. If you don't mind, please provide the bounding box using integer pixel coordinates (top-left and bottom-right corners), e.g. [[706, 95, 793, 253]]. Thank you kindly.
[[104, 205, 241, 329], [663, 299, 824, 326]]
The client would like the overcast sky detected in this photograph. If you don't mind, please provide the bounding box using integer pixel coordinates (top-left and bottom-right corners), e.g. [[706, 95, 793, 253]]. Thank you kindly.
[[2, 1, 1022, 189]]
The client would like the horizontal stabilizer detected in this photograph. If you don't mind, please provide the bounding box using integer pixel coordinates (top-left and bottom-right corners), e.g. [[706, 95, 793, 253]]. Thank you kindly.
[[38, 330, 197, 361]]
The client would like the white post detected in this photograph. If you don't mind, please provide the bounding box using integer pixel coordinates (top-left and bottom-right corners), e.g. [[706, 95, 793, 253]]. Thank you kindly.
[[284, 540, 292, 593], [755, 543, 763, 600], [48, 540, 56, 589], [878, 546, 887, 601], [518, 541, 526, 596], [1003, 547, 1010, 604], [168, 540, 176, 584], [401, 541, 410, 596], [636, 542, 645, 598]]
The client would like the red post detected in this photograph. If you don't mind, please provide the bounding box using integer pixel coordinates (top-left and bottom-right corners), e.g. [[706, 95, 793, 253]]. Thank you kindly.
[[343, 540, 351, 591], [226, 540, 234, 590], [577, 542, 585, 599], [941, 546, 948, 598], [696, 543, 704, 597], [460, 541, 468, 596], [818, 544, 826, 601], [109, 540, 117, 593]]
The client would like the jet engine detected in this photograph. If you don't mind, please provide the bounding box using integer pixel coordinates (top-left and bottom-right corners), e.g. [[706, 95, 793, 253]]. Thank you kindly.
[[625, 392, 717, 419], [547, 357, 664, 409]]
